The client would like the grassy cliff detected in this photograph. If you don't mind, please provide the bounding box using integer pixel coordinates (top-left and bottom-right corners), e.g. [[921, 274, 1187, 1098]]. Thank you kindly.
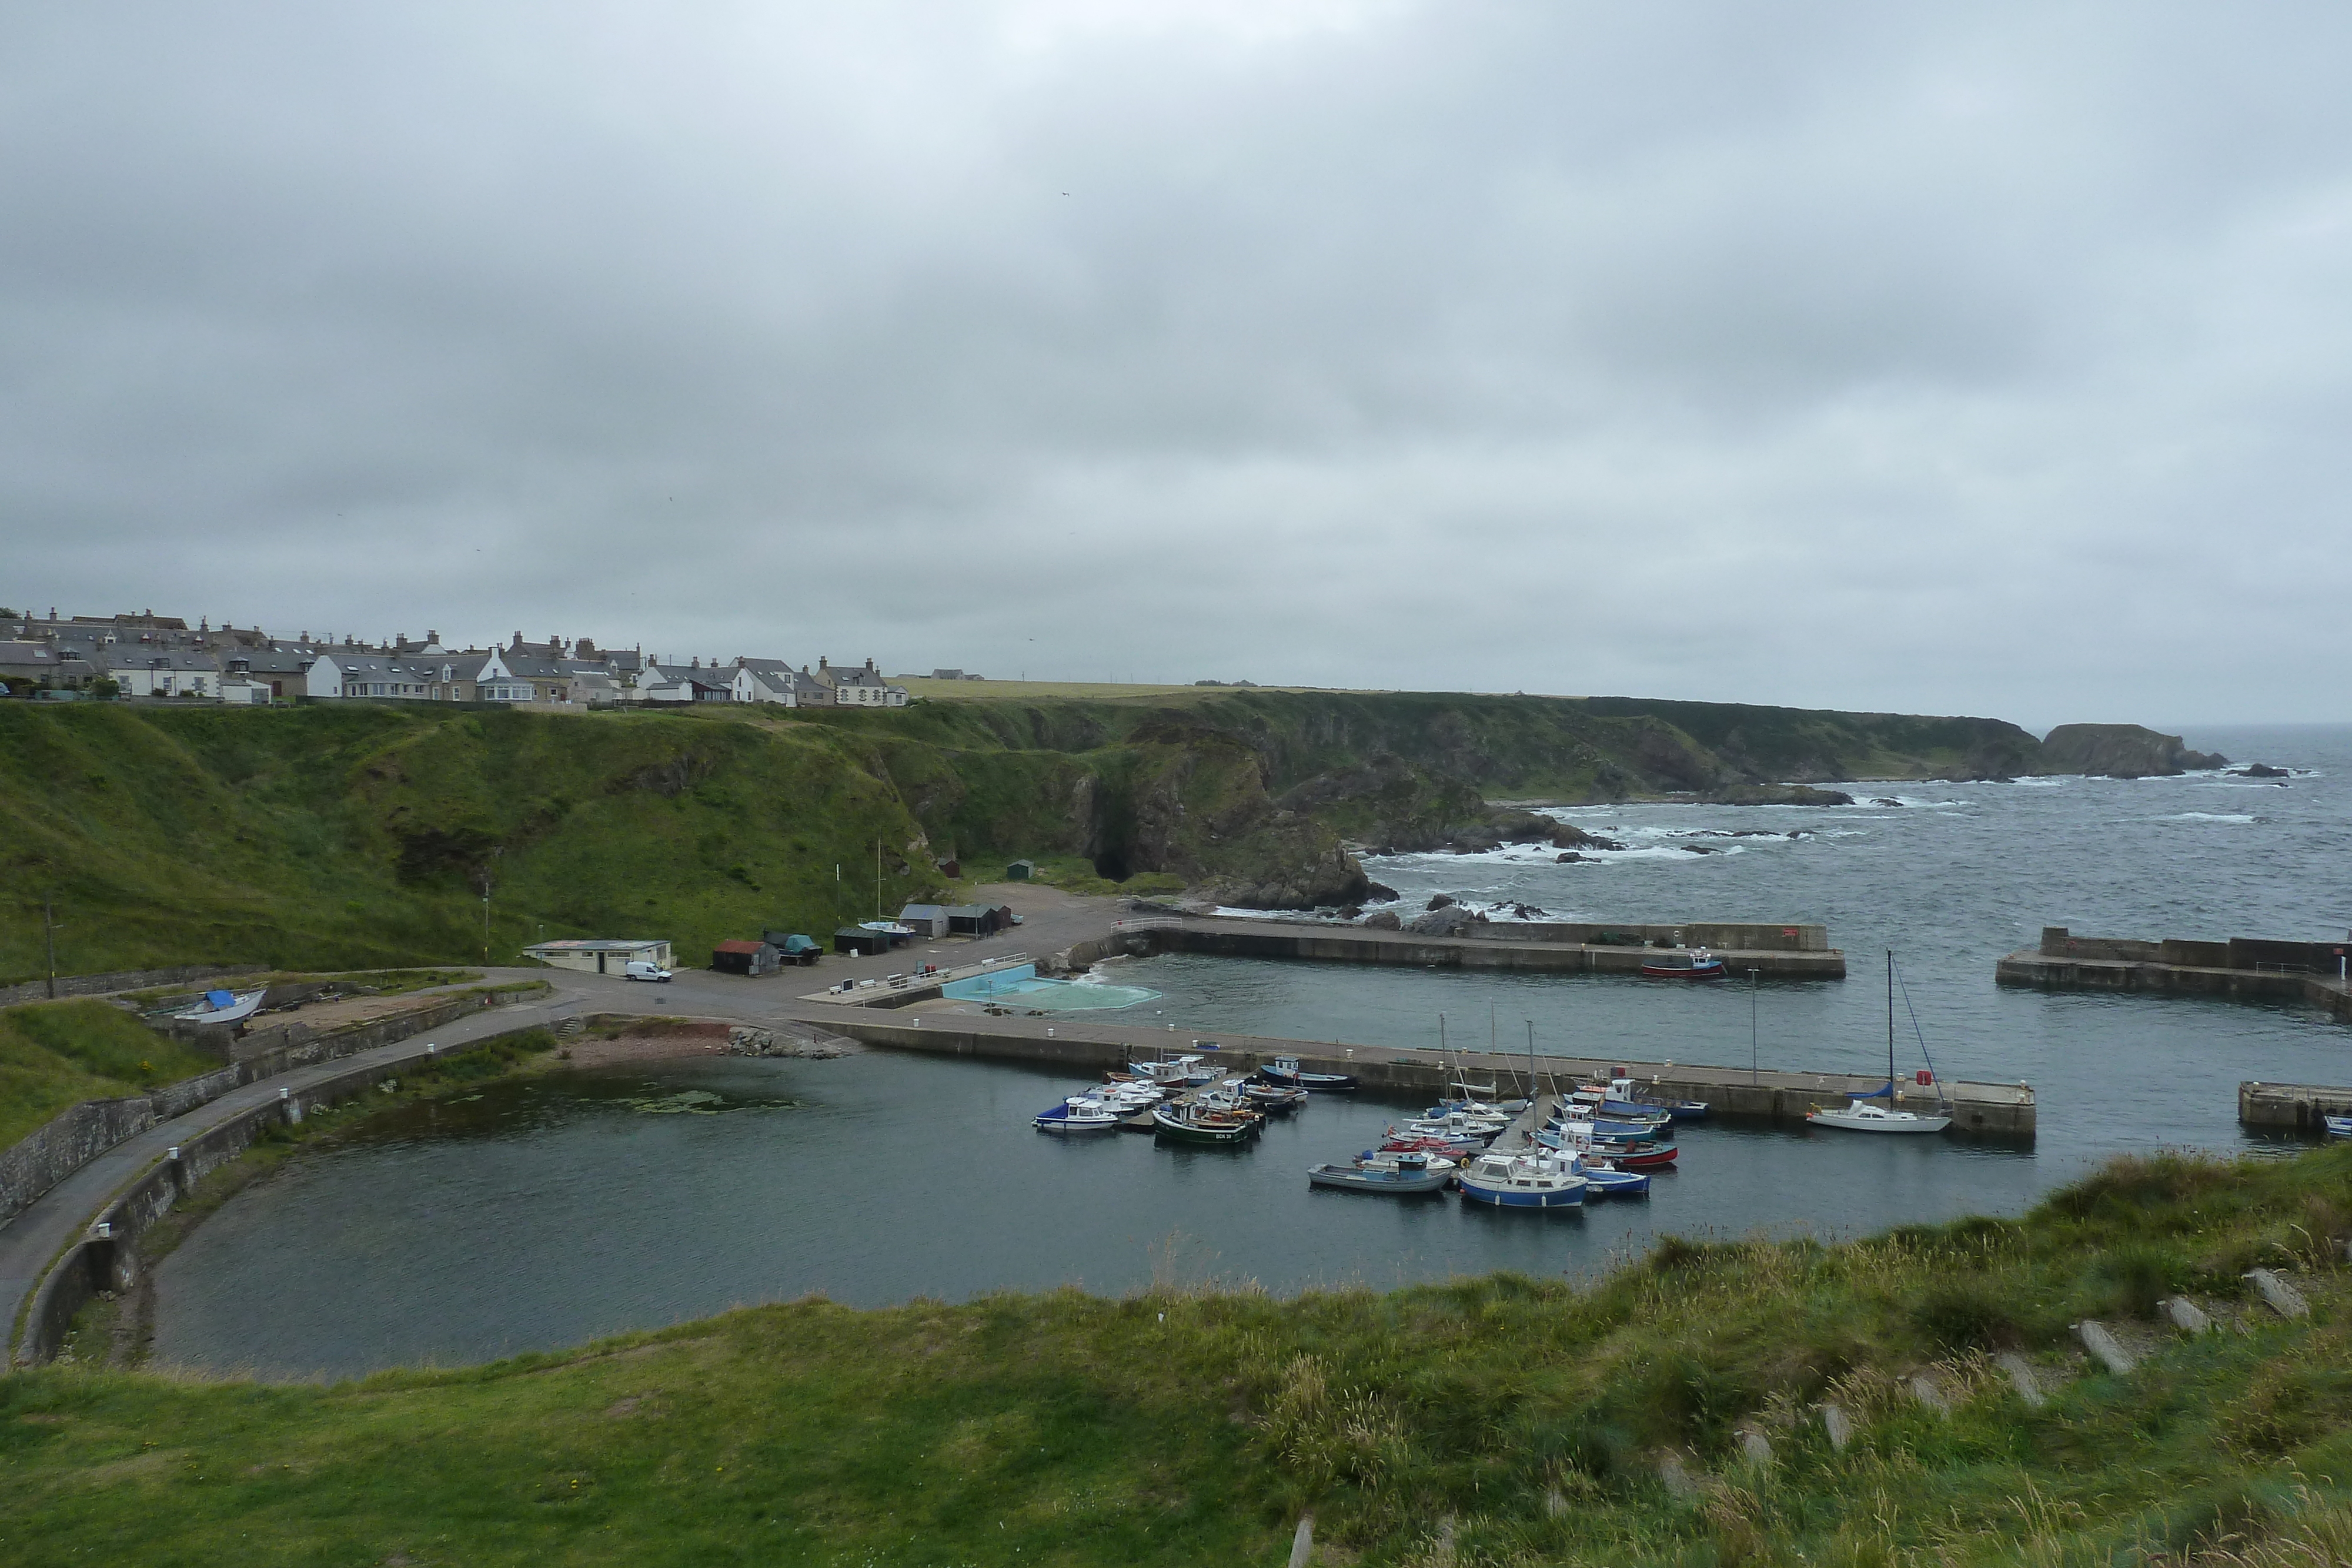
[[7, 1146, 2352, 1564], [0, 691, 2069, 976]]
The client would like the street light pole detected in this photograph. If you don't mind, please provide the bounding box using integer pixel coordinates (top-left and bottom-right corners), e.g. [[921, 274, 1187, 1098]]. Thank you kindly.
[[1749, 969, 1760, 1085], [43, 897, 59, 999]]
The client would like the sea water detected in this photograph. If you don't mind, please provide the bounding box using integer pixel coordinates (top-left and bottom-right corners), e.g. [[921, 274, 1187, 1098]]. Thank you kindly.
[[151, 724, 2352, 1378]]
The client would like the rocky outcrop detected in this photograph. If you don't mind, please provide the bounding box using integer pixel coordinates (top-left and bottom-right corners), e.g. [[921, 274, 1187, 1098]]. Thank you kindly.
[[2037, 724, 2227, 778], [2231, 764, 2288, 779], [1695, 785, 1857, 807], [1361, 910, 1402, 931], [1406, 904, 1487, 938]]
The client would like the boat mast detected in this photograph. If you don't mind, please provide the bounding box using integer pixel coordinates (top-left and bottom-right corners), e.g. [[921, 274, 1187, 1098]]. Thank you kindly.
[[1886, 948, 1896, 1098]]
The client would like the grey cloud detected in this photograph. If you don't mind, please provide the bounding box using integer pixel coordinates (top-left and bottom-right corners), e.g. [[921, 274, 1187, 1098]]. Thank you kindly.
[[4, 2, 2350, 722]]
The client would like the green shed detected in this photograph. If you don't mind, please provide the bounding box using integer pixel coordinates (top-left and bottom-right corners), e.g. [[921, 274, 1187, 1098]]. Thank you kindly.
[[1006, 859, 1036, 881]]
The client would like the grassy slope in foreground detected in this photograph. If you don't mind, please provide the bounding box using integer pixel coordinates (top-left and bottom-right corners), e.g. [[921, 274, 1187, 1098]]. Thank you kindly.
[[8, 1152, 2352, 1565]]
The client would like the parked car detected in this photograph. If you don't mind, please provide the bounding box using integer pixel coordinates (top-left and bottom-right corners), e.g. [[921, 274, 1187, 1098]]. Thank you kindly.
[[623, 960, 673, 982]]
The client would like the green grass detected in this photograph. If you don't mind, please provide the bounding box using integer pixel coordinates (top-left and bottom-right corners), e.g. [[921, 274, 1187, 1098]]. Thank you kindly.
[[8, 1146, 2352, 1563], [0, 1002, 219, 1148], [0, 691, 2087, 982]]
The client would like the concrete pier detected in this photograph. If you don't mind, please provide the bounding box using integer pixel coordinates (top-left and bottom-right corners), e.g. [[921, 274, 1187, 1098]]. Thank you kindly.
[[1109, 914, 1846, 981], [1999, 927, 2352, 1022], [813, 1012, 2034, 1138], [2237, 1081, 2352, 1133]]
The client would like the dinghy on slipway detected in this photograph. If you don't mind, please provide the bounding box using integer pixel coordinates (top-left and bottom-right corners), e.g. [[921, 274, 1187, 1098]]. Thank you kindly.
[[171, 988, 266, 1027]]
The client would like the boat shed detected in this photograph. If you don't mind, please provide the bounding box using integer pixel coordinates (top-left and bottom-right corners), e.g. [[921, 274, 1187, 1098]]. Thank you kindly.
[[897, 903, 950, 938], [710, 939, 781, 977], [834, 927, 890, 956], [1005, 859, 1036, 880], [945, 904, 1006, 937], [522, 938, 674, 975]]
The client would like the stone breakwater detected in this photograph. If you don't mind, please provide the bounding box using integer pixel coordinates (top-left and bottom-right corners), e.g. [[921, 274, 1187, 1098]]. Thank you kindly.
[[1997, 927, 2352, 1024]]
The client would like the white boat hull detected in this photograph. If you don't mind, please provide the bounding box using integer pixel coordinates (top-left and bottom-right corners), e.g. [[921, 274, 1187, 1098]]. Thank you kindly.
[[1809, 1103, 1950, 1134]]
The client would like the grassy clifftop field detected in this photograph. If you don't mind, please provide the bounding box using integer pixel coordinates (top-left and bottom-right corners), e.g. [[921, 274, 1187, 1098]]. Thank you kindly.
[[7, 1145, 2352, 1565], [0, 690, 2084, 978]]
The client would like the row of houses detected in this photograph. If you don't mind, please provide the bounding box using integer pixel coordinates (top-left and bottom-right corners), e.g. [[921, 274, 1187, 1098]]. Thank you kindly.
[[0, 609, 910, 708]]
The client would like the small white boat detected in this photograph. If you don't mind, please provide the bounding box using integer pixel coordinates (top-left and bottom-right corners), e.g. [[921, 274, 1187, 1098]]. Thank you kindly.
[[2326, 1115, 2352, 1139], [1807, 1098, 1952, 1134], [1808, 951, 1952, 1136], [171, 987, 266, 1027], [1034, 1098, 1122, 1134]]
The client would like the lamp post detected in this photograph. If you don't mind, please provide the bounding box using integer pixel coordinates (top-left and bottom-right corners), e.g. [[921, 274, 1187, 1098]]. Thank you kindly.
[[1749, 969, 1760, 1085]]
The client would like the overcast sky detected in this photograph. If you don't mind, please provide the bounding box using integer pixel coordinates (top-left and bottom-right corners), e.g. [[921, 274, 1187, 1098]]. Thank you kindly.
[[4, 3, 2347, 726]]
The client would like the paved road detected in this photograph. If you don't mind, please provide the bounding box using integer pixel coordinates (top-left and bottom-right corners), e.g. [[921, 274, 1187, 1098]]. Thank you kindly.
[[0, 986, 590, 1358], [1, 884, 1124, 1360]]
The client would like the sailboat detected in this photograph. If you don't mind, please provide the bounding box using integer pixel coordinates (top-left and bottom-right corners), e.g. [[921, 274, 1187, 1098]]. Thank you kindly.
[[1807, 951, 1951, 1134]]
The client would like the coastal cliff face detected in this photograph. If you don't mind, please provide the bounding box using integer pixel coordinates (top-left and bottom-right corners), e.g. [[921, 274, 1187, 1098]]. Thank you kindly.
[[2037, 723, 2229, 778], [0, 694, 2217, 977]]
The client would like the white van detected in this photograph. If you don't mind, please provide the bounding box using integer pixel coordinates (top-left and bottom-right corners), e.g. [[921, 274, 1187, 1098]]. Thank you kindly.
[[623, 960, 673, 982]]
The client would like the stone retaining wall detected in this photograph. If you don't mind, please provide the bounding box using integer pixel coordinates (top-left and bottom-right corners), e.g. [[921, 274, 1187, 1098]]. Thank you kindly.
[[0, 984, 545, 1226], [0, 964, 266, 1010], [15, 1023, 549, 1368]]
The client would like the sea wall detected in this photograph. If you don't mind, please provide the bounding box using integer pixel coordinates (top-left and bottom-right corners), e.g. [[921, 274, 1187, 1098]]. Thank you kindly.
[[0, 983, 544, 1226], [810, 1014, 2032, 1137], [14, 1024, 549, 1368], [1122, 918, 1845, 979], [2002, 930, 2352, 1011]]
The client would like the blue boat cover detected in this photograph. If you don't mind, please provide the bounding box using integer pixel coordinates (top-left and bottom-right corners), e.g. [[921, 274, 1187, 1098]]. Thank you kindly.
[[205, 989, 234, 1009]]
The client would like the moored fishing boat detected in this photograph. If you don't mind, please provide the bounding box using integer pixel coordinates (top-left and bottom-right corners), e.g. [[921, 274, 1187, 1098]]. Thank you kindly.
[[1255, 1055, 1358, 1092], [1151, 1099, 1262, 1146], [1236, 1079, 1308, 1115], [1639, 946, 1726, 980], [1456, 1151, 1586, 1208], [1033, 1098, 1122, 1134], [1381, 1128, 1485, 1156], [1539, 1122, 1679, 1169], [1601, 1076, 1709, 1121], [1307, 1149, 1454, 1195]]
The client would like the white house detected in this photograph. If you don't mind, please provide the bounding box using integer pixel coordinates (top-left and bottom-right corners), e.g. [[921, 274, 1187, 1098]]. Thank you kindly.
[[730, 658, 801, 706], [467, 650, 538, 704], [310, 653, 435, 700], [105, 649, 222, 698]]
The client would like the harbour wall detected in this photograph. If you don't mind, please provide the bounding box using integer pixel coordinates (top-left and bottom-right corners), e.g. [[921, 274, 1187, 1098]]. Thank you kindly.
[[1997, 928, 2352, 1021], [13, 1024, 551, 1369], [1108, 916, 1846, 979], [816, 1013, 2033, 1138], [2238, 1081, 2352, 1133]]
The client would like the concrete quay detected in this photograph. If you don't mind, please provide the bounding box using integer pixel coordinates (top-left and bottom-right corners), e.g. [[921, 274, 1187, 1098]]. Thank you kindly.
[[807, 1012, 2034, 1139], [2238, 1081, 2352, 1134], [1997, 927, 2352, 1023], [1111, 914, 1847, 981]]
